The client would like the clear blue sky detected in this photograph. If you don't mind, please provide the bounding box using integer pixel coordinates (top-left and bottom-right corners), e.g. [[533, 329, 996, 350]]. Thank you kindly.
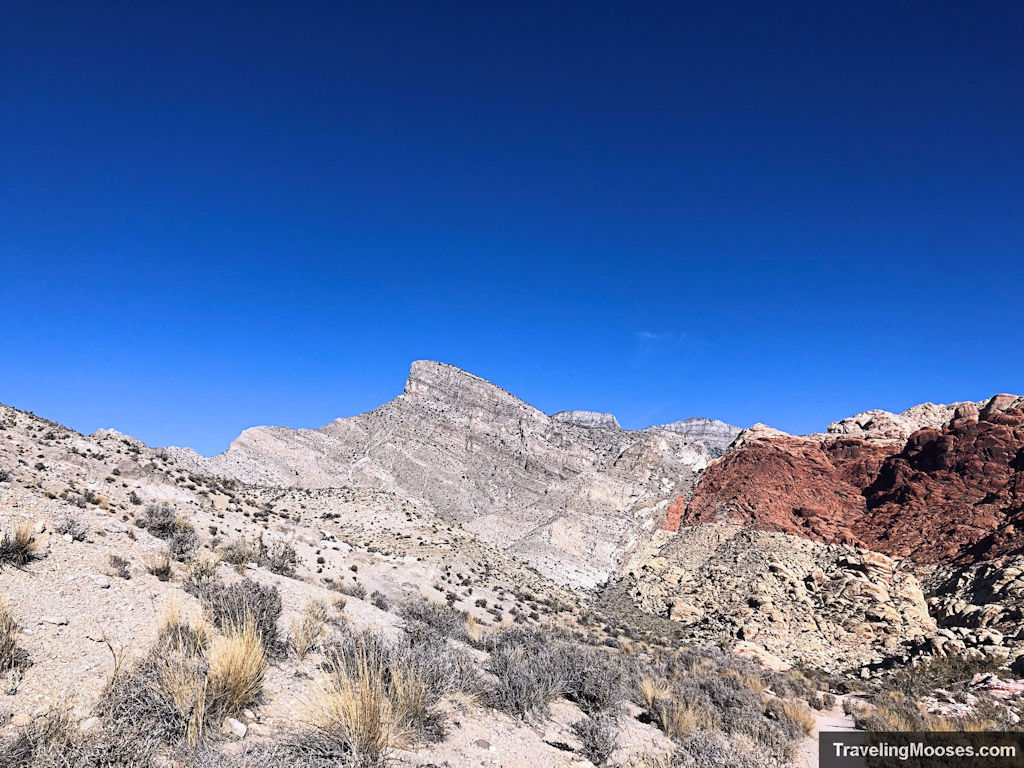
[[2, 2, 1022, 455]]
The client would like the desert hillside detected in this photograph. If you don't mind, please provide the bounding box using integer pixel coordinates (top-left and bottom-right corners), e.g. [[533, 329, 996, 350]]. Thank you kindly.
[[1, 365, 1022, 768]]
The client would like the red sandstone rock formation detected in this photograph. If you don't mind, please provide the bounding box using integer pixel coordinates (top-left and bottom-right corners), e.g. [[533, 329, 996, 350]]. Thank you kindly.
[[679, 397, 1024, 565]]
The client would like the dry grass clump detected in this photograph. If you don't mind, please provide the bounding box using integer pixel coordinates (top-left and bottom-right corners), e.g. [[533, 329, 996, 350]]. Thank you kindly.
[[94, 607, 266, 752], [0, 600, 29, 673], [291, 599, 329, 660], [206, 622, 266, 720], [0, 523, 39, 567], [763, 697, 815, 736], [314, 640, 400, 762], [146, 552, 173, 581], [628, 645, 802, 764]]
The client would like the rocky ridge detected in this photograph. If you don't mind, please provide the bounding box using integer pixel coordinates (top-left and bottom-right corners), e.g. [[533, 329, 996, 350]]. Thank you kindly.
[[167, 361, 712, 588], [646, 417, 742, 457]]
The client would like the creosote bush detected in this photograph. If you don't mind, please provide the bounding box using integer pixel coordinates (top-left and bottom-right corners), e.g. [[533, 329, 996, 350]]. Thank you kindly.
[[188, 576, 283, 654], [138, 503, 177, 539], [55, 513, 88, 541], [572, 713, 618, 767]]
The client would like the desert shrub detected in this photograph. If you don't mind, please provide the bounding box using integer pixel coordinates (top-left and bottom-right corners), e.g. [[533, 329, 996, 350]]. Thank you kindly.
[[369, 591, 390, 611], [139, 503, 177, 539], [194, 578, 282, 653], [55, 513, 88, 541], [402, 623, 486, 701], [0, 600, 30, 683], [337, 582, 367, 600], [485, 628, 563, 718], [821, 692, 836, 710], [168, 520, 199, 561], [0, 707, 77, 767], [181, 553, 219, 595], [572, 713, 618, 767], [671, 730, 789, 768], [259, 538, 298, 577], [399, 599, 468, 640], [109, 554, 131, 580], [0, 523, 39, 567], [317, 628, 447, 758], [627, 645, 800, 763], [221, 537, 256, 567], [292, 600, 329, 661], [555, 642, 625, 714], [0, 469, 9, 482], [146, 552, 173, 581]]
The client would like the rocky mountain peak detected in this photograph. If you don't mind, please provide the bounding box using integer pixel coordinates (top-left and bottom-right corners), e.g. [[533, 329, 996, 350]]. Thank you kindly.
[[551, 410, 621, 430], [402, 360, 546, 421]]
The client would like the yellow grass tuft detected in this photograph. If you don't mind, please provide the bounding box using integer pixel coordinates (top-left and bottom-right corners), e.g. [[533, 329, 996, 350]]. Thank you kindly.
[[639, 676, 671, 710], [657, 698, 717, 739], [207, 621, 266, 718], [312, 642, 397, 758], [291, 599, 329, 661], [0, 522, 39, 566], [464, 614, 485, 645]]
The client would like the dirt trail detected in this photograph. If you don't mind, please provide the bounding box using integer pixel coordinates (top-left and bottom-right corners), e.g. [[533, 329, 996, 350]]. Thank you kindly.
[[796, 695, 857, 768]]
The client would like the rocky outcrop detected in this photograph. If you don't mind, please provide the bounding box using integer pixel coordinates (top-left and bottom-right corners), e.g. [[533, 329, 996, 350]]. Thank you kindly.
[[551, 410, 621, 430], [682, 395, 1024, 566], [646, 417, 741, 457], [826, 400, 983, 443], [626, 524, 936, 672], [167, 361, 711, 588]]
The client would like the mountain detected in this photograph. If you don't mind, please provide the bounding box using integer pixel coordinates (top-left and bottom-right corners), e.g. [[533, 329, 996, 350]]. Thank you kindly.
[[3, 364, 1023, 768], [167, 361, 711, 588], [550, 410, 621, 430], [646, 417, 742, 457], [661, 392, 1024, 674]]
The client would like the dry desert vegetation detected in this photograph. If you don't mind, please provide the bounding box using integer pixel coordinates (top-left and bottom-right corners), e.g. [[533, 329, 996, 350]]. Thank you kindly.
[[1, 362, 1022, 767]]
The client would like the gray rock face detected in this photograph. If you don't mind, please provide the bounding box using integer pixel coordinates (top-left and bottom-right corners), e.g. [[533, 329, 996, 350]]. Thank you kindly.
[[646, 417, 742, 457], [167, 361, 711, 588], [551, 410, 621, 430], [626, 524, 936, 672]]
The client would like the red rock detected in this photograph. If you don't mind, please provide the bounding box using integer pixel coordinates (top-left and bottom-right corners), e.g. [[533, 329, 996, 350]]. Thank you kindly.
[[683, 404, 1024, 566]]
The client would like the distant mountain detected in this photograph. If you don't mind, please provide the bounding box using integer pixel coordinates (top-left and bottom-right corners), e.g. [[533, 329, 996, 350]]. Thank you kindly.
[[550, 410, 621, 430], [645, 417, 742, 457], [168, 361, 710, 587]]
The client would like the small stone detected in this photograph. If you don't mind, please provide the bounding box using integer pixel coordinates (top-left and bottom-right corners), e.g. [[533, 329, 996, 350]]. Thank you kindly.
[[80, 717, 101, 734], [63, 533, 73, 543], [223, 717, 247, 739], [473, 739, 494, 751], [88, 574, 111, 589], [39, 616, 68, 626]]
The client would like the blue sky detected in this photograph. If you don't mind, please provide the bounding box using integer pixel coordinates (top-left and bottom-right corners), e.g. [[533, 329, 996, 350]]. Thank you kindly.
[[2, 1, 1022, 455]]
